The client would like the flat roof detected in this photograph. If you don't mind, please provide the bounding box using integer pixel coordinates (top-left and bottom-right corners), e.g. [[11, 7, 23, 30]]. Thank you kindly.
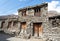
[[18, 3, 48, 11], [49, 15, 60, 19]]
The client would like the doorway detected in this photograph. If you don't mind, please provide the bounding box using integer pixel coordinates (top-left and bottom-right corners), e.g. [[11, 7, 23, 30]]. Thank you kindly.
[[33, 23, 42, 37], [21, 22, 26, 30], [20, 22, 26, 33]]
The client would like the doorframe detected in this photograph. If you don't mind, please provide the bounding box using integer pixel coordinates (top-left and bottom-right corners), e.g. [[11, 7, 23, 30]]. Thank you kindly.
[[33, 22, 42, 37]]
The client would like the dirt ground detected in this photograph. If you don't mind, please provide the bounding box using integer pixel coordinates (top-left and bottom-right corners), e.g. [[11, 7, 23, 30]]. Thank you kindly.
[[0, 32, 44, 41]]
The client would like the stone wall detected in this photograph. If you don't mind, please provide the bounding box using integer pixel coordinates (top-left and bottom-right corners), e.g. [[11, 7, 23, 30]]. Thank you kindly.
[[48, 17, 60, 41]]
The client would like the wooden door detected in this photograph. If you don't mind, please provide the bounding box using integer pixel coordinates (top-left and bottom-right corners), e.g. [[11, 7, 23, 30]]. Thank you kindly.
[[21, 22, 26, 30], [34, 24, 39, 36], [39, 25, 43, 36], [33, 23, 42, 37]]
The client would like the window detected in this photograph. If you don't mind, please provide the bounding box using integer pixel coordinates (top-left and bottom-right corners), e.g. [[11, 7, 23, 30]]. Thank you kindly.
[[50, 18, 60, 27], [26, 9, 34, 16], [13, 21, 18, 26], [34, 7, 41, 16], [22, 10, 26, 16]]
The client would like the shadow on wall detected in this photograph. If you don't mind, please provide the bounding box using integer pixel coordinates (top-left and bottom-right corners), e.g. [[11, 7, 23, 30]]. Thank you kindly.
[[0, 31, 13, 41]]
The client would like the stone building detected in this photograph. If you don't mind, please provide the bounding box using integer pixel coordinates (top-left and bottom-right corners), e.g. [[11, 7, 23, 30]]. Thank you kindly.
[[48, 15, 60, 41], [0, 3, 48, 39], [0, 3, 60, 41], [18, 3, 48, 39], [0, 15, 20, 35]]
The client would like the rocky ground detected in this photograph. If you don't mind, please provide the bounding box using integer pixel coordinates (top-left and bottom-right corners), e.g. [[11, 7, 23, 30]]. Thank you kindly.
[[0, 32, 44, 41]]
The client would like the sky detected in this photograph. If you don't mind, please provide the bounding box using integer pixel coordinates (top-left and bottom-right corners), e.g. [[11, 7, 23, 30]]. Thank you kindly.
[[0, 0, 60, 16]]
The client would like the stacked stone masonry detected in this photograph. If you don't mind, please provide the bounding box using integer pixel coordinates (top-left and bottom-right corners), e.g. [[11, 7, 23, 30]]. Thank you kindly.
[[0, 3, 60, 41]]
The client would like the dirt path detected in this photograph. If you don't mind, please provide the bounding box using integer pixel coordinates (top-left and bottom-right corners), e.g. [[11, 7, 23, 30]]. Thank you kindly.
[[0, 33, 44, 41]]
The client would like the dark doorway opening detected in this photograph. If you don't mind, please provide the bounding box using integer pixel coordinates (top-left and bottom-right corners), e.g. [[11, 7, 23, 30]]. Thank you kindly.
[[1, 21, 5, 28], [21, 22, 26, 30]]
